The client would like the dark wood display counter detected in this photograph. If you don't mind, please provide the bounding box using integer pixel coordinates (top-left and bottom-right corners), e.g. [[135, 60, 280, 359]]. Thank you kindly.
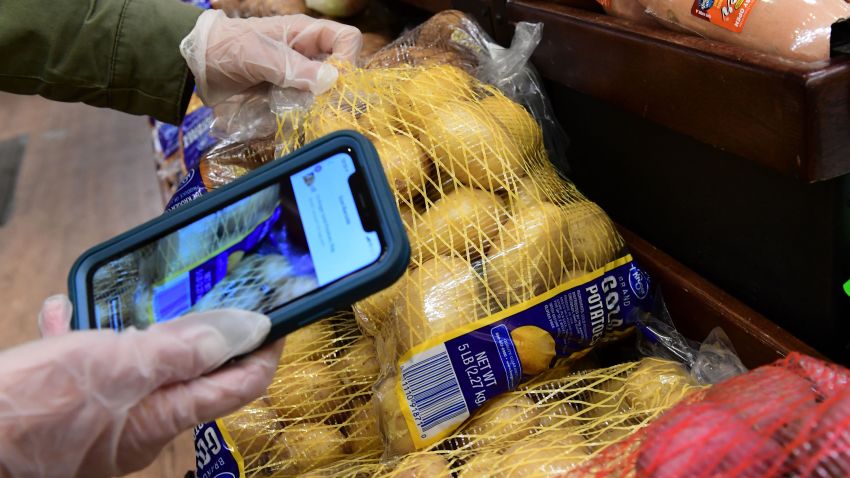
[[620, 226, 823, 368], [506, 0, 850, 183]]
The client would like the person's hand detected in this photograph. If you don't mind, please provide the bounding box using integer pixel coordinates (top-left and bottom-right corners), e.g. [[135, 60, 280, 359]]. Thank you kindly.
[[0, 295, 284, 478], [180, 10, 363, 106]]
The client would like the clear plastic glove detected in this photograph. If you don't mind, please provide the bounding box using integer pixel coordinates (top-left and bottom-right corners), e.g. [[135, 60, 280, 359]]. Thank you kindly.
[[181, 10, 362, 106], [0, 295, 284, 478]]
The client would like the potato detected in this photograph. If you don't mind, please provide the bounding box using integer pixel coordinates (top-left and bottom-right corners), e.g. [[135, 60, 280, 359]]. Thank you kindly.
[[416, 188, 505, 261], [535, 400, 578, 430], [267, 360, 346, 421], [355, 273, 406, 336], [376, 378, 416, 455], [562, 201, 620, 271], [485, 202, 567, 304], [304, 102, 361, 142], [396, 256, 483, 354], [344, 396, 383, 455], [357, 97, 400, 139], [623, 358, 694, 411], [302, 77, 400, 142], [226, 250, 245, 272], [335, 336, 380, 389], [585, 375, 628, 419], [422, 99, 526, 189], [305, 0, 367, 17], [500, 429, 590, 477], [275, 422, 348, 476], [511, 326, 556, 376], [374, 134, 430, 196], [279, 320, 336, 364], [397, 201, 427, 252], [390, 452, 452, 478], [479, 94, 543, 157], [396, 65, 475, 130], [221, 400, 281, 467], [461, 394, 539, 448], [504, 175, 548, 211], [459, 450, 505, 478]]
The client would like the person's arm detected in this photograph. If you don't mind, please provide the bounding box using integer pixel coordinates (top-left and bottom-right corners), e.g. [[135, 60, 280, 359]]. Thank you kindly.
[[0, 0, 202, 124]]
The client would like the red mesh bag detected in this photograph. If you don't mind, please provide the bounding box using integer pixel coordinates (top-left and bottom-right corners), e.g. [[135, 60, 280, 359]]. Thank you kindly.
[[575, 352, 850, 478]]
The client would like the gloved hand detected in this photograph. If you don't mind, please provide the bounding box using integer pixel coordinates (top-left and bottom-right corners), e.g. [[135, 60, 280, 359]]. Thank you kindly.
[[0, 295, 284, 478], [181, 10, 362, 106]]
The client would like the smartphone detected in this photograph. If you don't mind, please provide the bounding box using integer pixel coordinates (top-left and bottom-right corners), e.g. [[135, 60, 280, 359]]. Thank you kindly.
[[68, 131, 409, 342]]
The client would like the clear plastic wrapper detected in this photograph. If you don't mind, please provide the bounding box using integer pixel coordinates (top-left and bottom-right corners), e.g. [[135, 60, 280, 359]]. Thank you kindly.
[[364, 10, 489, 74], [638, 0, 850, 63], [637, 294, 748, 385], [153, 92, 220, 204]]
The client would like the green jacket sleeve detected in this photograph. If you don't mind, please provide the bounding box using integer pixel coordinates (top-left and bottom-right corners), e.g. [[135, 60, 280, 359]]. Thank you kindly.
[[0, 0, 203, 124]]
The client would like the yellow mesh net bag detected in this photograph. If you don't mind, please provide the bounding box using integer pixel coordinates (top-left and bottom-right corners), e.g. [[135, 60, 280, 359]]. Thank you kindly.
[[292, 24, 652, 454], [197, 310, 702, 477], [188, 10, 672, 476]]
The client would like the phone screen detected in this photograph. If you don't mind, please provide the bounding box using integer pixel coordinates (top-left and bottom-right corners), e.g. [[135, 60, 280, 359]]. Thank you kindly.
[[89, 151, 382, 331]]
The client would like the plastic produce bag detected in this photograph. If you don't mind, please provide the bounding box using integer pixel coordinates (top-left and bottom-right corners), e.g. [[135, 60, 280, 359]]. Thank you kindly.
[[154, 93, 220, 203], [150, 120, 183, 202], [576, 352, 850, 477], [639, 0, 850, 63], [364, 10, 490, 74], [636, 294, 747, 385]]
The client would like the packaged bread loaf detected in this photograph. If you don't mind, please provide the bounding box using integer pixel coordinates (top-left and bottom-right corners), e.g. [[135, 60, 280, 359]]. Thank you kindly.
[[597, 0, 656, 26], [365, 10, 487, 73], [639, 0, 850, 62]]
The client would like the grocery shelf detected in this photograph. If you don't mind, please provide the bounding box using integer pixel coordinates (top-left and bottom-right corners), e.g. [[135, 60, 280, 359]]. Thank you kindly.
[[619, 225, 823, 368], [506, 0, 850, 183]]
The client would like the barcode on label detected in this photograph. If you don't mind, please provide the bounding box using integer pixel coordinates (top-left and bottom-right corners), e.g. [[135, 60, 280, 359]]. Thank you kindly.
[[400, 345, 469, 440]]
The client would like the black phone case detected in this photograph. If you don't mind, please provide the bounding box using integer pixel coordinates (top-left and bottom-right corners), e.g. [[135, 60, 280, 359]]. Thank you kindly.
[[68, 131, 410, 342]]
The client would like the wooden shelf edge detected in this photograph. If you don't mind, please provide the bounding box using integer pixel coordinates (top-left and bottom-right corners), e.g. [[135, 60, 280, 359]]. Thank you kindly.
[[506, 0, 850, 183], [619, 225, 824, 368]]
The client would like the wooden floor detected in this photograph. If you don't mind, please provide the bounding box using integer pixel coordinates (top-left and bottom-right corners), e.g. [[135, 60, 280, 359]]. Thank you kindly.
[[0, 92, 194, 477]]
